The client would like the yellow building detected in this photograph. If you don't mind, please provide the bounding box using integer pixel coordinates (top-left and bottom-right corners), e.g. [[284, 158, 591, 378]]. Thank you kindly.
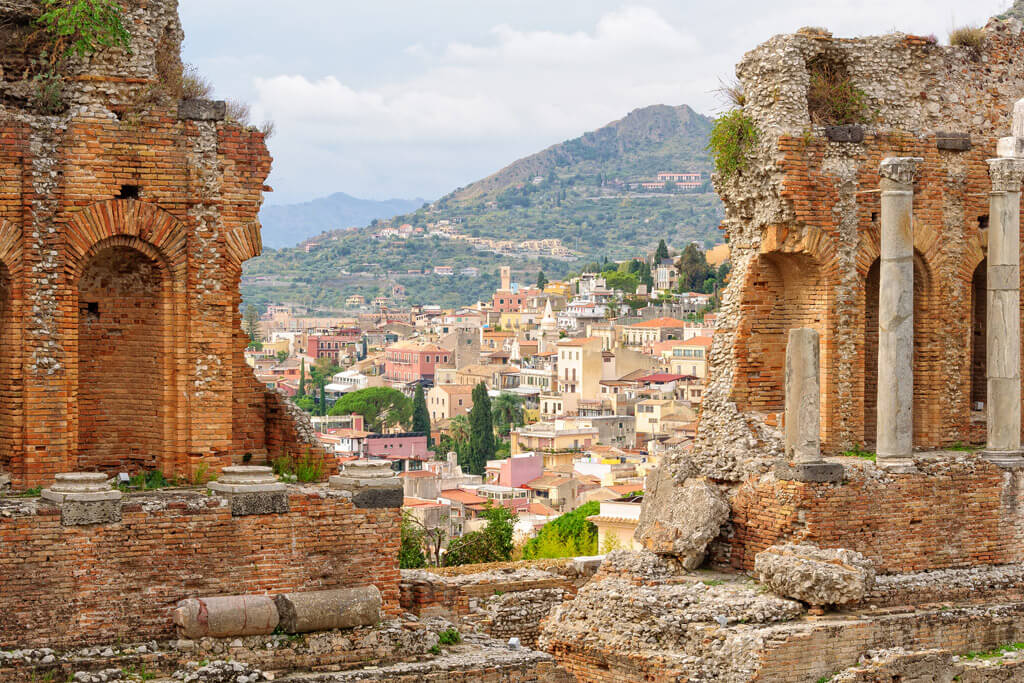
[[511, 418, 599, 455], [670, 335, 713, 378], [556, 337, 603, 399], [635, 398, 691, 436], [544, 280, 572, 297], [588, 499, 643, 552]]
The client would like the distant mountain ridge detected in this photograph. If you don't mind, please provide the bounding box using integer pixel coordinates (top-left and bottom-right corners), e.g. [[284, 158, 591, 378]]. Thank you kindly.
[[452, 104, 713, 201], [259, 192, 425, 249], [243, 103, 723, 312]]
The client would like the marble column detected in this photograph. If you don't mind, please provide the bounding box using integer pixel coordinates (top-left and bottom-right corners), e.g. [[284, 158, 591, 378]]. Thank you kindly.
[[984, 157, 1024, 464], [775, 328, 842, 482], [876, 157, 922, 472]]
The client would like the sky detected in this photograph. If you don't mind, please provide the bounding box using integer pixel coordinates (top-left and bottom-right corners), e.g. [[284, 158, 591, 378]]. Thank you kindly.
[[179, 0, 1009, 205]]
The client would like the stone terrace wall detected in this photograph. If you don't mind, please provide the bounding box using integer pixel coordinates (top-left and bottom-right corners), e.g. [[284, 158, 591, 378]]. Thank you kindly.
[[698, 19, 1024, 463], [712, 453, 1024, 573], [0, 487, 400, 648]]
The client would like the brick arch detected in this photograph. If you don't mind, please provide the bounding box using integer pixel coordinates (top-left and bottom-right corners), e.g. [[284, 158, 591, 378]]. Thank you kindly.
[[732, 247, 833, 446], [64, 199, 187, 279], [63, 201, 188, 477], [0, 220, 23, 483]]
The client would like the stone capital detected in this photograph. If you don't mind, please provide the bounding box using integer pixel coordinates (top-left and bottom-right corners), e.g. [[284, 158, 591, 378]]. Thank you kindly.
[[988, 157, 1024, 192], [879, 157, 923, 186]]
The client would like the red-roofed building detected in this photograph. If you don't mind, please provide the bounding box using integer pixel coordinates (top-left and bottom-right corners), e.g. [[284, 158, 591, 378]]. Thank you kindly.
[[384, 340, 451, 384], [670, 335, 713, 378]]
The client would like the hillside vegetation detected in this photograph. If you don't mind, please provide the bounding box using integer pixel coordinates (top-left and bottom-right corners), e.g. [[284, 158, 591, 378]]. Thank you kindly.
[[242, 104, 724, 311]]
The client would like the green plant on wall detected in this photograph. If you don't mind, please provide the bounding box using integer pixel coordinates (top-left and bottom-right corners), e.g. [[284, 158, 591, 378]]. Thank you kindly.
[[30, 0, 131, 114], [37, 0, 131, 62], [707, 109, 758, 180]]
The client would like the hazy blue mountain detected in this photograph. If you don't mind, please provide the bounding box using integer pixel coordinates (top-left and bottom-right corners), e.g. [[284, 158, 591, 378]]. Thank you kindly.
[[259, 192, 426, 248]]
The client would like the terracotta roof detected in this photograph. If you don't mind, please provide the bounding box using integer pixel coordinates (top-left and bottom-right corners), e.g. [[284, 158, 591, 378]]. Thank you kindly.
[[609, 483, 644, 495], [403, 497, 443, 507], [629, 317, 687, 328], [436, 384, 474, 395], [439, 489, 487, 505], [527, 502, 558, 516], [682, 335, 714, 347], [526, 474, 571, 489], [558, 337, 598, 347]]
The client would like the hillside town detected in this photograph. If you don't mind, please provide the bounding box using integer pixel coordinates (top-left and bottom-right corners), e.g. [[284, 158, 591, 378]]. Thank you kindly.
[[245, 247, 722, 552]]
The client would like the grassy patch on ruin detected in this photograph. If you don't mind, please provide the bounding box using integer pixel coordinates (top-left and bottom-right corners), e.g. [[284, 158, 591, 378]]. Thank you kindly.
[[273, 452, 325, 483], [707, 110, 758, 179], [701, 579, 724, 586], [12, 487, 42, 498], [806, 57, 870, 125], [949, 26, 985, 48], [839, 444, 876, 462], [117, 470, 175, 492], [947, 442, 980, 452], [962, 642, 1024, 660]]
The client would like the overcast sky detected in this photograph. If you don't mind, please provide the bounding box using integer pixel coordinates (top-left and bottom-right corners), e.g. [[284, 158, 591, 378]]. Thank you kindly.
[[179, 0, 1008, 205]]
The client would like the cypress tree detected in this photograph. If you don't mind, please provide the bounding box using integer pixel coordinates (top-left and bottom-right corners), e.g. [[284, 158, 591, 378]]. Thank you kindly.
[[467, 382, 495, 475], [297, 358, 306, 398], [655, 239, 670, 263], [412, 383, 431, 446], [318, 381, 326, 416]]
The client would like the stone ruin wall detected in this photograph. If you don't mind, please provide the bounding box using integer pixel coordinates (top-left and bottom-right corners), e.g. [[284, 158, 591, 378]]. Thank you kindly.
[[0, 487, 401, 648], [0, 0, 330, 490], [700, 20, 1024, 465]]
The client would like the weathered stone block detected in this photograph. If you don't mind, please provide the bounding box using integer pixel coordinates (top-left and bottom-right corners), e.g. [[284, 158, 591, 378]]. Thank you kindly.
[[774, 461, 844, 482], [177, 99, 227, 120], [274, 586, 381, 633], [228, 490, 289, 516], [824, 125, 864, 143], [330, 460, 402, 508], [935, 131, 971, 151], [351, 487, 403, 509], [173, 595, 279, 639], [634, 475, 729, 568], [60, 499, 122, 526], [755, 544, 875, 606]]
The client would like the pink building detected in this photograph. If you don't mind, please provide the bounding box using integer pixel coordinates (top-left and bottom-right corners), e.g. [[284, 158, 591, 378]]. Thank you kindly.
[[383, 340, 450, 384], [307, 329, 362, 360], [486, 452, 543, 488], [364, 432, 430, 467]]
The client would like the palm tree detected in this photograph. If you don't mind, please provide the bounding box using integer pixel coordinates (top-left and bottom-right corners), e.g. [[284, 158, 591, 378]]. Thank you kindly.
[[448, 414, 471, 444], [491, 392, 524, 436]]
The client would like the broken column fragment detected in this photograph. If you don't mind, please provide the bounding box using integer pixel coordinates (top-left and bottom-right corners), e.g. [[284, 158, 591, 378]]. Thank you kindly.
[[274, 586, 382, 633], [173, 595, 279, 639], [876, 157, 922, 472], [41, 472, 122, 525], [775, 328, 842, 482]]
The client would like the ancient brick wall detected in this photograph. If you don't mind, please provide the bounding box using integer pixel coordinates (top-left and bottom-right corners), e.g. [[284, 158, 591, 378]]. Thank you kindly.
[[0, 0, 330, 488], [0, 489, 401, 648], [716, 455, 1021, 573], [699, 20, 1024, 456]]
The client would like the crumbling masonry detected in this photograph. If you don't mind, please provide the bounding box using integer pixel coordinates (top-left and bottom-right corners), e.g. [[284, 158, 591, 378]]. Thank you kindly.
[[0, 0, 327, 491]]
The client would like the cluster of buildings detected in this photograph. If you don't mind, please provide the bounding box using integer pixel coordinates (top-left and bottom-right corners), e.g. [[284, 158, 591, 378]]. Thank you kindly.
[[247, 255, 719, 552], [369, 218, 576, 260]]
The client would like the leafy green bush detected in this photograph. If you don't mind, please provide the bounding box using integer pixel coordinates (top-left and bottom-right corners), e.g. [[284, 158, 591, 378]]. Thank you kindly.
[[707, 110, 758, 180], [399, 512, 427, 569], [521, 501, 599, 560], [443, 504, 517, 566], [437, 628, 462, 646], [37, 0, 131, 61], [118, 470, 172, 491], [272, 451, 326, 482]]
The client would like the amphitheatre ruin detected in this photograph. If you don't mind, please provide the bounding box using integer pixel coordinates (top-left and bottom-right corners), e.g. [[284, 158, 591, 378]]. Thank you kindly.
[[7, 0, 1024, 681]]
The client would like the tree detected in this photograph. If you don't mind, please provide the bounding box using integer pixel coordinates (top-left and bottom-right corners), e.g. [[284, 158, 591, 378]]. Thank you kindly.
[[604, 270, 639, 294], [412, 383, 431, 446], [297, 358, 306, 398], [403, 510, 449, 567], [466, 383, 495, 475], [318, 381, 327, 416], [677, 243, 713, 292], [536, 270, 548, 290], [243, 304, 261, 344], [655, 239, 670, 263], [294, 395, 315, 413], [443, 504, 517, 566], [521, 501, 599, 559], [328, 387, 412, 432], [491, 392, 524, 437], [399, 512, 427, 569], [276, 350, 289, 363]]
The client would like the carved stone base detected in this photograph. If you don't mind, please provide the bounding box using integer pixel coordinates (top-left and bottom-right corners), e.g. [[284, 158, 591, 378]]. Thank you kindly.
[[981, 450, 1024, 468], [774, 461, 844, 483]]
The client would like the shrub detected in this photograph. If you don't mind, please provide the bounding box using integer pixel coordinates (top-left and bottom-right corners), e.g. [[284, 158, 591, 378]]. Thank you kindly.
[[806, 58, 869, 124], [180, 63, 214, 99], [707, 109, 758, 179], [521, 501, 599, 560], [37, 0, 131, 62], [437, 628, 461, 646], [272, 451, 325, 482], [399, 512, 427, 569], [949, 26, 985, 49], [716, 77, 745, 108]]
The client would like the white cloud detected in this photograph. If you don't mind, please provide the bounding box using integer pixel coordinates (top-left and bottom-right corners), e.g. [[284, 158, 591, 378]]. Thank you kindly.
[[252, 5, 703, 189]]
